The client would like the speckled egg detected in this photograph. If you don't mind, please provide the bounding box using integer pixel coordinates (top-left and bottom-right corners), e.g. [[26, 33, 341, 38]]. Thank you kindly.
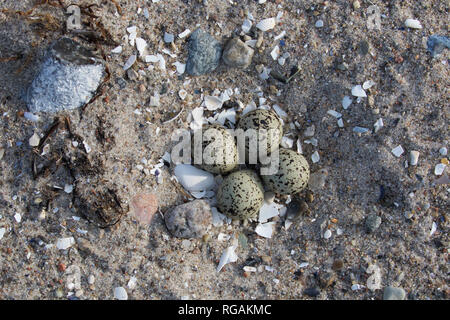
[[261, 148, 310, 195], [196, 124, 238, 174], [217, 170, 264, 220], [237, 109, 283, 163]]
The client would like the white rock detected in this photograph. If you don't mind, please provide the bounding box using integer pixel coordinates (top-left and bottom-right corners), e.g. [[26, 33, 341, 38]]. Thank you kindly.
[[315, 20, 324, 28], [217, 244, 238, 272], [173, 61, 186, 74], [255, 222, 275, 238], [256, 18, 276, 31], [29, 133, 40, 147], [259, 203, 279, 223], [342, 96, 352, 109], [127, 276, 137, 289], [337, 118, 344, 128], [391, 145, 404, 158], [323, 229, 332, 239], [439, 147, 447, 156], [114, 287, 128, 300], [204, 96, 223, 111], [64, 184, 73, 194], [111, 45, 122, 54], [0, 228, 5, 240], [434, 163, 446, 176], [14, 213, 21, 223], [352, 85, 367, 97], [56, 237, 75, 250], [405, 19, 422, 29], [311, 151, 320, 163], [174, 164, 215, 192], [409, 151, 420, 166]]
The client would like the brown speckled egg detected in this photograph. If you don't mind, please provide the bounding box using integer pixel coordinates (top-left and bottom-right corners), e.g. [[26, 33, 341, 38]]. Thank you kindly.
[[196, 124, 239, 174], [237, 109, 283, 163], [261, 148, 310, 195], [217, 170, 264, 220]]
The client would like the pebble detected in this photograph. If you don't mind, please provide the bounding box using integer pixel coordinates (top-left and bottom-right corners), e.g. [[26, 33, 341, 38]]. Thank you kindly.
[[323, 229, 332, 239], [164, 200, 212, 238], [351, 85, 367, 98], [130, 193, 158, 225], [439, 147, 448, 156], [342, 96, 352, 109], [383, 286, 406, 300], [286, 200, 310, 221], [222, 38, 254, 69], [126, 69, 139, 81], [114, 287, 128, 300], [427, 35, 450, 58], [163, 32, 174, 43], [409, 151, 420, 166], [365, 214, 382, 233], [304, 125, 315, 137], [304, 287, 320, 297], [25, 38, 105, 113], [353, 0, 360, 10], [174, 164, 215, 192], [318, 271, 336, 288], [315, 20, 324, 28], [185, 29, 222, 76], [88, 275, 95, 285]]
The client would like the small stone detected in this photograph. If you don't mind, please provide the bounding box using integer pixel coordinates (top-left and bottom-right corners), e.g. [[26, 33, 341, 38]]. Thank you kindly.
[[185, 29, 222, 76], [130, 193, 158, 225], [304, 287, 320, 297], [404, 19, 422, 29], [222, 38, 254, 69], [0, 148, 4, 160], [427, 35, 450, 58], [439, 147, 448, 156], [304, 125, 315, 137], [409, 151, 420, 166], [55, 288, 64, 298], [365, 214, 382, 233], [318, 271, 336, 288], [315, 20, 324, 28], [383, 286, 406, 300], [88, 275, 95, 285], [126, 69, 139, 81], [164, 32, 174, 43], [25, 38, 105, 113], [56, 237, 75, 250], [353, 0, 360, 9], [323, 229, 332, 239], [332, 259, 344, 271], [164, 200, 212, 238]]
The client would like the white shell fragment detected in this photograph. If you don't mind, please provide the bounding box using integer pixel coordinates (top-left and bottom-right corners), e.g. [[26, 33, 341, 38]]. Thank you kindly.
[[409, 151, 420, 166], [29, 133, 40, 147], [256, 18, 276, 31], [173, 61, 186, 74], [391, 145, 404, 158], [352, 85, 367, 97], [204, 96, 223, 111], [56, 237, 75, 250], [270, 45, 280, 60], [64, 184, 74, 194], [374, 118, 384, 133], [114, 287, 128, 300], [0, 228, 5, 240], [217, 244, 238, 272], [242, 19, 252, 33], [178, 29, 191, 38], [439, 147, 447, 156], [164, 32, 174, 43], [259, 203, 279, 223], [135, 37, 147, 56], [363, 80, 376, 90], [255, 222, 275, 238], [434, 163, 446, 176], [323, 229, 332, 239], [311, 151, 320, 163], [327, 110, 342, 118], [405, 19, 422, 29], [281, 136, 294, 149], [111, 45, 122, 54], [174, 164, 215, 192], [123, 55, 137, 70], [342, 96, 352, 109]]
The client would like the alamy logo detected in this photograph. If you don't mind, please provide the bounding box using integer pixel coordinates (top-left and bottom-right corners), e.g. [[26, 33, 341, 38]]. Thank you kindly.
[[66, 5, 82, 30], [170, 127, 280, 175]]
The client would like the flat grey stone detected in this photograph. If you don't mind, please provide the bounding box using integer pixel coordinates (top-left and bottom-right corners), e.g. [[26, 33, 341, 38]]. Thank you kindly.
[[185, 29, 222, 76], [222, 38, 254, 69], [25, 37, 105, 113], [383, 286, 406, 300], [164, 200, 212, 238]]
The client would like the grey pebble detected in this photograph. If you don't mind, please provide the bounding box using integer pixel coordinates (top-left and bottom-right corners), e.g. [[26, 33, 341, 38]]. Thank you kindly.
[[186, 29, 222, 76], [164, 200, 212, 238], [427, 35, 450, 58], [304, 287, 321, 297], [383, 286, 406, 300], [25, 37, 105, 113], [222, 38, 254, 69], [365, 214, 382, 233]]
